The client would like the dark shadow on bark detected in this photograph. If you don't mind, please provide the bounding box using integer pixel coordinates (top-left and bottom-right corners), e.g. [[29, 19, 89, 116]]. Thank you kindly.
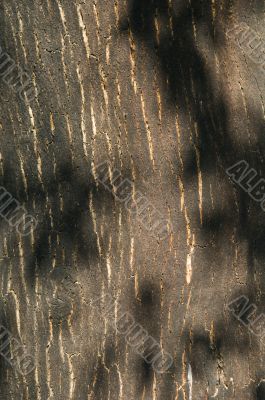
[[120, 0, 265, 397], [257, 380, 265, 399]]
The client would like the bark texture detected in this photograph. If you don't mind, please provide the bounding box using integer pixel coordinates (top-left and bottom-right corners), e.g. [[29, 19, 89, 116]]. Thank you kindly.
[[0, 0, 265, 399]]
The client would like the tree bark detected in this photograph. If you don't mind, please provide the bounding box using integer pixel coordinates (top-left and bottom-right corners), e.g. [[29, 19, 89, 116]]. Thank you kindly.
[[0, 0, 265, 399]]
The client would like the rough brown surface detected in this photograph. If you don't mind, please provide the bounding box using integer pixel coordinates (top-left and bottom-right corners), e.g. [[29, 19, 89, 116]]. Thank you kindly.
[[1, 0, 265, 399]]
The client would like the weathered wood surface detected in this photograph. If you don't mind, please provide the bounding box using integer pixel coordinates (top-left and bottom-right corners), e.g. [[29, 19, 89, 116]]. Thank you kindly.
[[0, 0, 265, 399]]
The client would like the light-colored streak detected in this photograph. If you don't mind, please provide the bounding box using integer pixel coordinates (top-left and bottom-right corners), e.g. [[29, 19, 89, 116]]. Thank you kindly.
[[77, 66, 88, 157], [89, 191, 102, 258], [186, 253, 192, 285], [59, 324, 65, 362], [194, 123, 203, 224], [210, 388, 219, 398], [17, 12, 28, 62], [140, 92, 155, 167], [17, 151, 28, 195], [90, 102, 97, 179], [26, 102, 43, 186], [18, 240, 29, 306], [128, 27, 137, 94], [98, 64, 109, 108], [152, 374, 157, 400], [117, 365, 123, 399], [8, 290, 22, 338], [66, 114, 73, 145], [188, 363, 193, 400], [129, 237, 134, 273], [93, 3, 101, 46], [106, 240, 112, 285], [57, 0, 67, 33], [33, 297, 41, 400], [46, 319, 54, 400], [76, 4, 91, 59], [60, 34, 71, 99], [67, 353, 75, 399]]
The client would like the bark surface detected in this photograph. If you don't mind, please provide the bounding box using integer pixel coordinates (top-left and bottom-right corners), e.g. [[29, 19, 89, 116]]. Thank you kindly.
[[0, 0, 265, 399]]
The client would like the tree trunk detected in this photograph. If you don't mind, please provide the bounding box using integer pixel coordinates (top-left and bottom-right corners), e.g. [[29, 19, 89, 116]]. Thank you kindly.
[[0, 0, 265, 399]]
